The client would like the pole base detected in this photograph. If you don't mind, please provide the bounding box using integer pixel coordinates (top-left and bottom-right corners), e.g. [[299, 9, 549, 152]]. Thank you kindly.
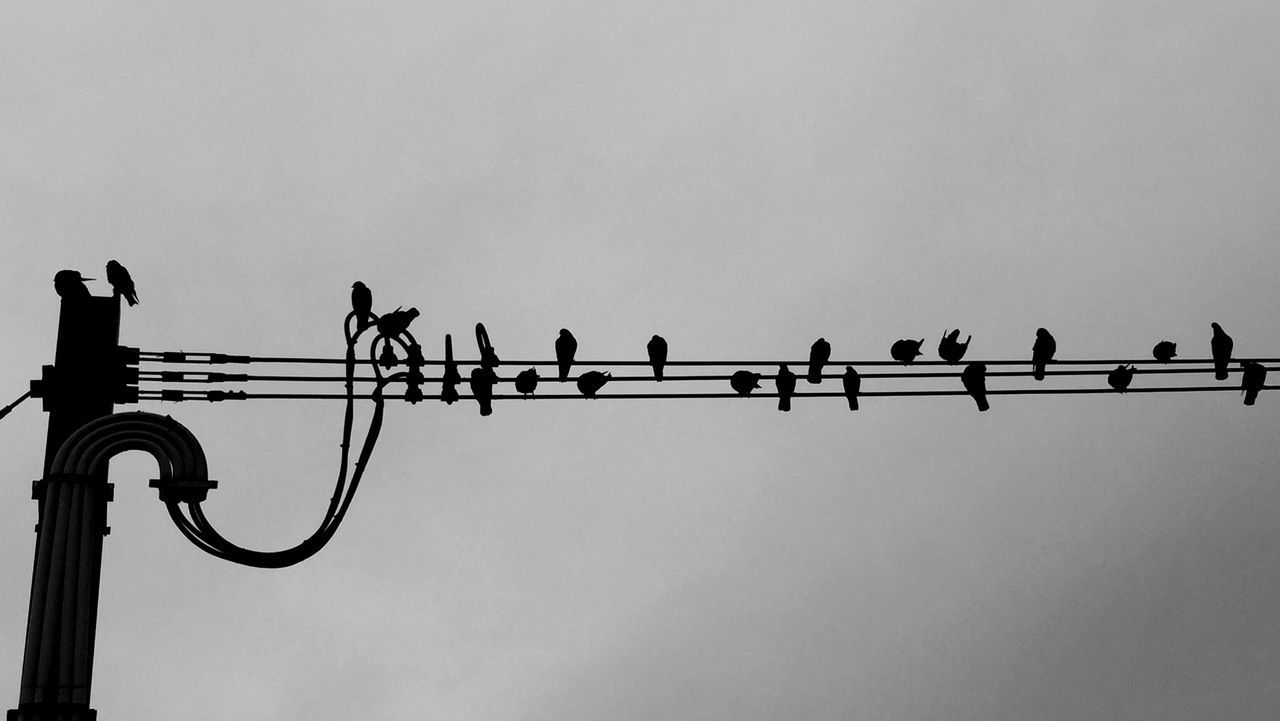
[[7, 702, 96, 721]]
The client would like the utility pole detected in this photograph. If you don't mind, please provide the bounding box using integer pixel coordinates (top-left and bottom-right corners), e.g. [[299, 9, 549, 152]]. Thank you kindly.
[[8, 292, 132, 721]]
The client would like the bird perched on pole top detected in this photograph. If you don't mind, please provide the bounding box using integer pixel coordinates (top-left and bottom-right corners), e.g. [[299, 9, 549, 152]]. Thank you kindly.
[[1031, 328, 1056, 381], [376, 307, 419, 337], [647, 335, 668, 382], [105, 260, 139, 306], [53, 270, 93, 300], [729, 370, 761, 397], [890, 338, 924, 364], [351, 282, 373, 332], [807, 338, 830, 384], [1211, 323, 1233, 381], [1151, 340, 1177, 362], [555, 329, 578, 382], [775, 365, 796, 412], [937, 329, 970, 363]]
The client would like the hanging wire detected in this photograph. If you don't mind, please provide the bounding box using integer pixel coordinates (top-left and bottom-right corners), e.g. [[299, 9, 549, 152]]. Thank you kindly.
[[0, 389, 32, 421]]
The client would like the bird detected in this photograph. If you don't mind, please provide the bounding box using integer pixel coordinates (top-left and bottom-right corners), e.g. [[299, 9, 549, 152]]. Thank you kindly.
[[376, 307, 419, 337], [961, 363, 989, 412], [807, 338, 831, 384], [468, 367, 496, 416], [1031, 328, 1056, 381], [937, 329, 971, 363], [647, 335, 668, 382], [53, 270, 93, 300], [105, 260, 138, 306], [350, 281, 372, 332], [514, 368, 539, 396], [555, 329, 578, 382], [841, 366, 860, 411], [1107, 364, 1135, 392], [1151, 340, 1177, 363], [1240, 361, 1267, 406], [775, 365, 796, 412], [440, 333, 460, 405], [577, 370, 611, 398], [890, 339, 924, 364], [1211, 323, 1233, 381], [475, 323, 500, 369], [729, 370, 761, 397]]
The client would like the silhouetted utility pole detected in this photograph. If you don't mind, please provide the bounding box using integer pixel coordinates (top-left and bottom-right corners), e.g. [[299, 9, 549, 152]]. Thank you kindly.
[[9, 293, 135, 721]]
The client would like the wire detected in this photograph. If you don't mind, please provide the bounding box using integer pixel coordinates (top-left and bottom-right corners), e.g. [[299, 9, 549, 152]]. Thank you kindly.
[[135, 385, 1268, 402], [0, 389, 32, 421]]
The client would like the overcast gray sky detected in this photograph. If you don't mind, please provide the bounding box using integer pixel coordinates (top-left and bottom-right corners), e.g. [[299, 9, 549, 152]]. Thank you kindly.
[[4, 2, 1280, 719]]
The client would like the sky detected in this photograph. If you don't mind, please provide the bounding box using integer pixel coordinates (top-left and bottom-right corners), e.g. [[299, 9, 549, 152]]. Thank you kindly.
[[3, 1, 1280, 719]]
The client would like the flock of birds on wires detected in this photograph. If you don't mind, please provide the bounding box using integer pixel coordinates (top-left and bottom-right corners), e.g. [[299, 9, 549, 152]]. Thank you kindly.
[[40, 267, 1272, 418]]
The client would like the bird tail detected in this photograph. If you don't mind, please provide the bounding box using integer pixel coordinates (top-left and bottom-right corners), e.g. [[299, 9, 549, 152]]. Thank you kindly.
[[778, 396, 791, 412], [1244, 389, 1258, 406], [126, 291, 139, 306], [974, 395, 989, 412], [654, 364, 663, 382], [1033, 362, 1046, 381], [806, 367, 821, 384], [1215, 363, 1228, 381], [559, 364, 569, 382]]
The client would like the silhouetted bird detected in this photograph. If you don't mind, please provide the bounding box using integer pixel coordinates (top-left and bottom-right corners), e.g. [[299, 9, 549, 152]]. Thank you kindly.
[[937, 329, 970, 364], [377, 307, 419, 337], [514, 368, 539, 396], [1107, 364, 1135, 392], [647, 335, 668, 382], [1240, 361, 1266, 406], [730, 370, 761, 397], [476, 323, 499, 369], [53, 270, 93, 300], [1211, 323, 1233, 381], [961, 363, 989, 412], [1031, 328, 1056, 381], [807, 338, 831, 384], [890, 339, 924, 364], [105, 260, 138, 306], [775, 365, 796, 412], [351, 281, 373, 332], [1151, 340, 1177, 363], [555, 329, 578, 382], [469, 367, 497, 416], [577, 370, 611, 398], [841, 366, 860, 411], [440, 334, 460, 405]]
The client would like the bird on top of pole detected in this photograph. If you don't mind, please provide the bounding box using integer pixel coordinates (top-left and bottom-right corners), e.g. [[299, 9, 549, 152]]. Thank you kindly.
[[105, 260, 139, 306]]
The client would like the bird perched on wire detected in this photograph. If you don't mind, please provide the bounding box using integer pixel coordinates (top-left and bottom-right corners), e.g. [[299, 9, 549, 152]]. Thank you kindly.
[[730, 370, 761, 397], [775, 365, 796, 412], [514, 368, 539, 396], [555, 329, 578, 382], [961, 363, 989, 412], [440, 333, 461, 405], [807, 338, 831, 384], [469, 367, 497, 416], [841, 366, 860, 411], [377, 307, 419, 337], [475, 323, 500, 369], [890, 338, 924, 364], [1031, 328, 1056, 381], [105, 260, 138, 306], [1211, 323, 1233, 381], [577, 370, 611, 398], [1107, 364, 1135, 392], [1151, 340, 1177, 362], [53, 270, 93, 300], [1240, 361, 1266, 405], [937, 330, 970, 363], [647, 335, 668, 382], [350, 281, 373, 332]]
